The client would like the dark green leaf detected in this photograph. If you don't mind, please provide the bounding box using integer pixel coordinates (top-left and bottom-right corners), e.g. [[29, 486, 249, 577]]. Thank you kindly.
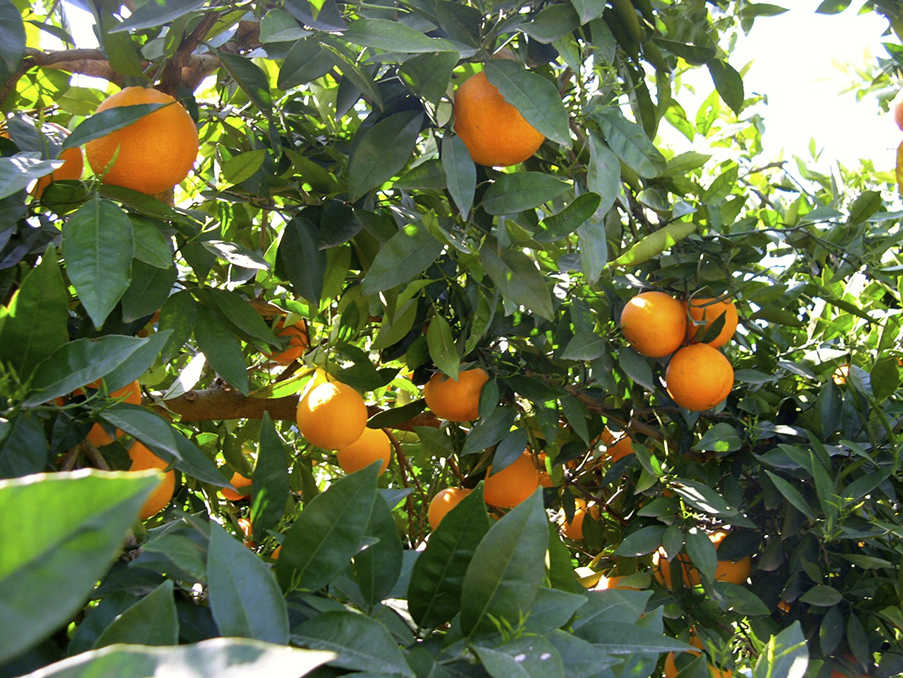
[[475, 636, 565, 678], [292, 611, 414, 677], [442, 135, 476, 217], [485, 61, 570, 146], [571, 589, 651, 629], [707, 60, 744, 115], [536, 193, 601, 242], [0, 469, 161, 664], [131, 217, 174, 268], [693, 423, 742, 452], [202, 289, 279, 348], [278, 39, 337, 90], [158, 291, 197, 361], [277, 217, 326, 306], [594, 111, 666, 178], [194, 306, 250, 394], [848, 190, 882, 224], [94, 580, 178, 648], [0, 0, 25, 89], [482, 246, 554, 321], [685, 529, 717, 582], [482, 172, 571, 215], [569, 0, 607, 23], [348, 111, 424, 201], [545, 630, 619, 678], [219, 53, 273, 117], [753, 622, 808, 678], [109, 0, 206, 32], [0, 412, 49, 479], [460, 490, 548, 638], [613, 525, 666, 557], [207, 523, 289, 644], [120, 261, 175, 322], [523, 3, 580, 43], [462, 406, 517, 457], [799, 585, 842, 607], [427, 314, 459, 380], [617, 346, 655, 392], [577, 217, 608, 284], [354, 493, 404, 607], [764, 471, 816, 521], [251, 413, 291, 541], [408, 484, 490, 628], [576, 623, 691, 654], [522, 587, 587, 634], [399, 52, 459, 105], [587, 132, 621, 214], [0, 246, 67, 378], [276, 464, 379, 592], [343, 18, 458, 53], [560, 330, 605, 361], [493, 429, 530, 475], [62, 197, 134, 329], [361, 221, 443, 296]]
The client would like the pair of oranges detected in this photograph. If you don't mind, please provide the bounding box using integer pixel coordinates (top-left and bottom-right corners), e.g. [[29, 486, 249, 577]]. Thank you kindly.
[[620, 291, 738, 411]]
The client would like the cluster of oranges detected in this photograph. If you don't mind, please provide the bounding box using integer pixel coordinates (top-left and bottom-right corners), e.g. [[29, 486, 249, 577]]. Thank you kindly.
[[32, 86, 198, 198], [620, 291, 738, 411]]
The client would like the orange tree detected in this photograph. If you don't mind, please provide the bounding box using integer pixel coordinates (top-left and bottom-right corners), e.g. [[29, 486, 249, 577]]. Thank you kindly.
[[1, 0, 902, 676]]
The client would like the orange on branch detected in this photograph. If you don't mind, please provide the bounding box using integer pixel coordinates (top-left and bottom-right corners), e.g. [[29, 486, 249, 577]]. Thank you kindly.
[[423, 367, 489, 422], [603, 434, 635, 463], [453, 71, 545, 167], [619, 291, 687, 358], [558, 499, 599, 540], [128, 441, 174, 520], [427, 487, 472, 530], [296, 380, 368, 450], [32, 147, 83, 198], [266, 318, 309, 363], [221, 471, 253, 501], [85, 87, 198, 195], [665, 344, 733, 411], [336, 427, 392, 475], [483, 451, 541, 508], [685, 297, 739, 348]]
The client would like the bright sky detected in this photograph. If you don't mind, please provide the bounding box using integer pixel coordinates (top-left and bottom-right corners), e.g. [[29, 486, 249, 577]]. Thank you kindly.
[[730, 0, 892, 169]]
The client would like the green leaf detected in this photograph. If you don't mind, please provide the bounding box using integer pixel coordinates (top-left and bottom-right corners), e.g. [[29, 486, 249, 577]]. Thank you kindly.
[[577, 218, 608, 284], [62, 104, 167, 151], [482, 172, 571, 215], [587, 132, 621, 214], [474, 636, 565, 678], [462, 406, 518, 457], [685, 529, 717, 582], [194, 306, 250, 394], [482, 246, 554, 321], [0, 246, 68, 379], [442, 135, 476, 217], [260, 9, 309, 43], [251, 413, 292, 542], [353, 493, 404, 608], [0, 469, 161, 664], [62, 197, 134, 329], [427, 315, 459, 382], [23, 335, 151, 406], [594, 111, 666, 178], [408, 484, 491, 628], [617, 346, 655, 392], [671, 479, 741, 518], [131, 217, 175, 268], [764, 471, 816, 521], [613, 525, 666, 557], [201, 289, 279, 348], [460, 490, 548, 638], [0, 0, 24, 90], [536, 192, 601, 242], [277, 217, 326, 306], [485, 61, 570, 146], [222, 150, 267, 185], [278, 39, 337, 89], [109, 0, 206, 32], [693, 423, 742, 452], [493, 429, 531, 475], [348, 111, 424, 201], [560, 330, 605, 361], [707, 59, 745, 115], [799, 585, 842, 607], [120, 261, 175, 322], [219, 53, 273, 117], [611, 222, 696, 267], [93, 580, 178, 648], [99, 404, 228, 487], [207, 523, 289, 644], [360, 221, 443, 296], [523, 3, 581, 43], [292, 611, 414, 677], [522, 587, 588, 634], [753, 622, 808, 678], [344, 17, 458, 53], [0, 154, 60, 199], [276, 464, 379, 592], [570, 0, 607, 23], [545, 630, 619, 678], [571, 589, 652, 628], [18, 638, 334, 678], [0, 412, 49, 479], [575, 623, 692, 654], [398, 52, 458, 105], [158, 291, 197, 361]]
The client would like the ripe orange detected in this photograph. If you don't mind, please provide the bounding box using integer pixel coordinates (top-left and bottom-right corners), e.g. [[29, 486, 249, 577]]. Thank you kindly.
[[221, 471, 253, 501], [664, 635, 732, 678], [685, 297, 738, 348], [296, 380, 368, 450], [266, 318, 309, 363], [83, 380, 143, 447], [893, 89, 903, 132], [654, 532, 751, 588], [535, 453, 554, 488], [427, 487, 472, 530], [336, 427, 392, 475], [85, 87, 198, 194], [558, 499, 599, 540], [453, 70, 545, 167], [665, 344, 733, 411], [271, 544, 282, 559], [603, 434, 634, 463], [128, 441, 174, 519], [483, 451, 541, 508], [238, 516, 256, 548], [619, 291, 687, 358], [423, 367, 490, 422], [32, 147, 83, 197]]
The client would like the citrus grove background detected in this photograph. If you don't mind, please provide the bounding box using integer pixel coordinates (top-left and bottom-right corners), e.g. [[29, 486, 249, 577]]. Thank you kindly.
[[3, 0, 903, 676]]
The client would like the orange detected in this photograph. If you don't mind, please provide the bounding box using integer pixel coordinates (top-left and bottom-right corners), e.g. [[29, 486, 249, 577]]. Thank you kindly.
[[619, 291, 687, 358], [83, 380, 143, 447], [238, 516, 256, 548], [483, 451, 541, 508], [685, 297, 738, 348], [654, 532, 751, 588], [603, 435, 634, 463], [535, 453, 554, 488], [296, 380, 368, 450], [665, 344, 733, 411], [427, 487, 472, 530], [664, 635, 732, 678], [453, 70, 545, 167], [336, 427, 392, 475], [85, 87, 198, 194], [894, 89, 903, 132], [832, 364, 850, 386], [128, 441, 174, 520], [266, 318, 309, 363], [271, 544, 282, 559], [423, 367, 490, 422], [221, 471, 253, 501], [32, 147, 83, 197], [558, 499, 599, 540]]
